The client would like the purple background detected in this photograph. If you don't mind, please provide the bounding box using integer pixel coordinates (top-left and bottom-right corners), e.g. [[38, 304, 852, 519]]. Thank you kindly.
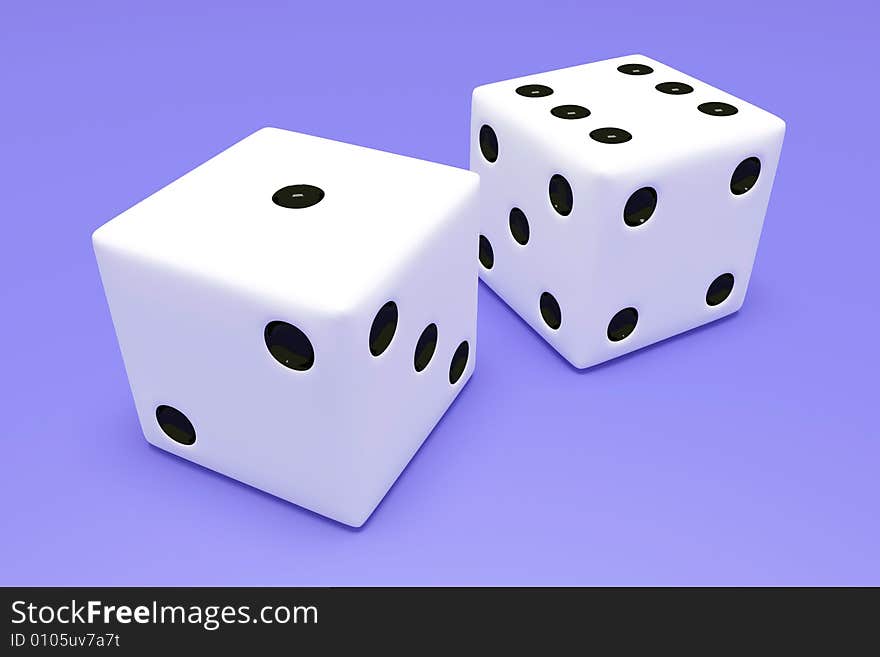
[[2, 0, 877, 585]]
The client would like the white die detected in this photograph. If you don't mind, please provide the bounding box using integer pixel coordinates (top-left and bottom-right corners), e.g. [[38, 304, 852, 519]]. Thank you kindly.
[[94, 127, 479, 526], [470, 55, 785, 368]]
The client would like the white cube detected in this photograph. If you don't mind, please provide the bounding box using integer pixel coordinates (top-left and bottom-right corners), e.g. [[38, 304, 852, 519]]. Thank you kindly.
[[470, 55, 785, 368], [94, 127, 480, 526]]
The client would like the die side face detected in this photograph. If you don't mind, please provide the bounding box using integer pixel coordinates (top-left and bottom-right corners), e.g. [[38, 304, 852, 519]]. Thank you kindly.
[[94, 128, 479, 527], [471, 55, 785, 368]]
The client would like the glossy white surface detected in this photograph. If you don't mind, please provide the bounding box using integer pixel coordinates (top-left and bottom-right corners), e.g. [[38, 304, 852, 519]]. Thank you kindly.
[[95, 128, 479, 526], [471, 55, 785, 368]]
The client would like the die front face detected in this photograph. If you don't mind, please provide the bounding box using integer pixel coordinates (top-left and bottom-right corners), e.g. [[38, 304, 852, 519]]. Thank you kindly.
[[94, 128, 479, 526], [471, 55, 785, 368]]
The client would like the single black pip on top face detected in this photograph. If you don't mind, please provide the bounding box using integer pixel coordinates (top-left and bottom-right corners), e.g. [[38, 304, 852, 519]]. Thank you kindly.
[[698, 102, 738, 117], [590, 128, 632, 144], [655, 81, 694, 95], [617, 63, 653, 75], [272, 184, 325, 209], [551, 105, 590, 120], [516, 84, 554, 98]]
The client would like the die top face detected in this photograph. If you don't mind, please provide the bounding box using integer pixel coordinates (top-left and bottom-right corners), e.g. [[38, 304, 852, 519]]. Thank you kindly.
[[472, 55, 785, 174], [93, 128, 479, 314]]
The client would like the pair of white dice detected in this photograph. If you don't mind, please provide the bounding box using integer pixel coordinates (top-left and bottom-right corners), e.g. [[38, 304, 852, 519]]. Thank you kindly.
[[94, 55, 785, 526]]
